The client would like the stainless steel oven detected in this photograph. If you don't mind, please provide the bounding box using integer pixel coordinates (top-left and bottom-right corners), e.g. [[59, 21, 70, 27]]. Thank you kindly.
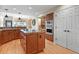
[[46, 29, 52, 33], [45, 20, 53, 35]]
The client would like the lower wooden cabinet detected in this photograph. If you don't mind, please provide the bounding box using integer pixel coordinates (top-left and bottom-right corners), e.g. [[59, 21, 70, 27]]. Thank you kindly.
[[0, 31, 3, 45], [20, 36, 26, 51], [0, 29, 21, 45], [38, 32, 45, 51], [46, 34, 53, 42], [14, 30, 20, 39], [26, 33, 38, 53], [20, 32, 45, 54], [2, 30, 15, 44]]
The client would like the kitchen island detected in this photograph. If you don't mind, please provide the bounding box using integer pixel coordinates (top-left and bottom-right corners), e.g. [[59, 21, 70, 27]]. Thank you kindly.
[[0, 27, 45, 54], [20, 30, 45, 54]]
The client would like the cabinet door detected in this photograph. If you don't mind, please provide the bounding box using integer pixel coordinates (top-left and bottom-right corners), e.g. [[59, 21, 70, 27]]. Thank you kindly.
[[54, 11, 67, 48], [68, 7, 79, 52], [14, 30, 20, 39], [54, 6, 79, 53], [10, 30, 15, 40], [26, 33, 37, 53], [2, 31, 10, 44], [20, 32, 26, 51], [20, 38, 26, 51], [66, 8, 73, 50], [73, 15, 79, 52], [0, 31, 3, 45], [38, 32, 45, 51], [72, 7, 79, 53], [46, 34, 53, 41]]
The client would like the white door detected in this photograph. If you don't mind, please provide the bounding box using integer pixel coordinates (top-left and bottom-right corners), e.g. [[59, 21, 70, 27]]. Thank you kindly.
[[54, 11, 67, 48], [71, 7, 79, 52], [66, 6, 79, 53], [66, 7, 73, 50], [54, 6, 79, 53]]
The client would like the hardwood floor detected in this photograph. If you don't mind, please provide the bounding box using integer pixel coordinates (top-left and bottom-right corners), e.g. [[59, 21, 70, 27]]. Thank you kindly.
[[0, 39, 25, 54], [39, 40, 76, 54], [0, 39, 76, 54]]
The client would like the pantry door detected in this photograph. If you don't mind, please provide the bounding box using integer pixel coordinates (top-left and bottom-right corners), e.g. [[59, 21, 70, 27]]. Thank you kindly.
[[66, 7, 73, 50], [69, 6, 79, 52], [66, 6, 79, 53], [72, 14, 79, 53], [54, 11, 67, 48]]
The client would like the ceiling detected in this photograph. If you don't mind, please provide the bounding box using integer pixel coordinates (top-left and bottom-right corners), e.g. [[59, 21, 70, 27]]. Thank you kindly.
[[0, 5, 59, 17]]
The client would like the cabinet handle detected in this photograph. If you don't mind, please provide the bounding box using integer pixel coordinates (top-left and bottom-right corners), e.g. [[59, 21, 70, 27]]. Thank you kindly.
[[40, 35, 41, 38], [64, 30, 70, 32], [67, 30, 70, 32], [64, 30, 66, 32]]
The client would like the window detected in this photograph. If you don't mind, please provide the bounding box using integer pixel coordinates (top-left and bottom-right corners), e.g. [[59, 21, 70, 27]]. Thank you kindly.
[[13, 21, 26, 27]]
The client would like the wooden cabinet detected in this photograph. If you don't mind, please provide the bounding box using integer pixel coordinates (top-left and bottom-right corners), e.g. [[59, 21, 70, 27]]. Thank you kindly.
[[14, 29, 20, 39], [0, 29, 21, 45], [38, 32, 45, 51], [46, 34, 53, 42], [2, 30, 15, 44], [41, 16, 46, 29], [26, 33, 38, 53], [46, 13, 53, 20], [20, 32, 45, 54], [20, 32, 38, 54], [20, 32, 26, 51], [0, 31, 3, 45], [40, 13, 53, 29], [20, 32, 26, 53]]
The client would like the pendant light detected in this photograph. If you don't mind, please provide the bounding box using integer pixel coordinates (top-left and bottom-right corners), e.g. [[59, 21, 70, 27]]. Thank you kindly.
[[18, 12, 21, 20], [5, 9, 8, 18]]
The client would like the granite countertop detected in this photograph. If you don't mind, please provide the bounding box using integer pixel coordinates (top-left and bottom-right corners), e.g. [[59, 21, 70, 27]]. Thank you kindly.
[[20, 29, 31, 33], [20, 29, 38, 33], [0, 27, 26, 31], [20, 29, 45, 34]]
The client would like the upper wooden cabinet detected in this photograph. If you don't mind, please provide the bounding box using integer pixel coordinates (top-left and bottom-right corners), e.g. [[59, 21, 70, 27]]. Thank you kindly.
[[41, 16, 46, 25], [41, 16, 46, 29], [40, 13, 54, 29], [46, 13, 53, 20]]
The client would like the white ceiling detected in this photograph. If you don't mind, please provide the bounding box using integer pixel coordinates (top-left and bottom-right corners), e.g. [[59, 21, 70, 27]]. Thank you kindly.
[[0, 5, 59, 17]]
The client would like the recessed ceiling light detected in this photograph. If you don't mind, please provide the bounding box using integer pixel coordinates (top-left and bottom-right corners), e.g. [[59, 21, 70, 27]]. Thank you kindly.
[[0, 9, 2, 12], [13, 8, 16, 10], [35, 12, 38, 15], [5, 9, 8, 11], [18, 12, 21, 14], [28, 6, 32, 10]]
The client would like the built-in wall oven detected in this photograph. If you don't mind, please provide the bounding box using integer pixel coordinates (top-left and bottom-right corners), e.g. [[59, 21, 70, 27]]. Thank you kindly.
[[45, 20, 53, 35], [46, 29, 52, 33]]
